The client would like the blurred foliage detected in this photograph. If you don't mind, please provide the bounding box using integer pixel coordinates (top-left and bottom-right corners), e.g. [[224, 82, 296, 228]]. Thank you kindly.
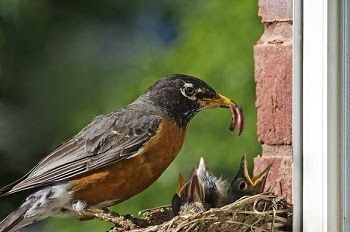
[[0, 0, 263, 231]]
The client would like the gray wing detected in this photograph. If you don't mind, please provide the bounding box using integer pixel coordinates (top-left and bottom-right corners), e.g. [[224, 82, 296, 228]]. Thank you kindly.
[[0, 107, 162, 196]]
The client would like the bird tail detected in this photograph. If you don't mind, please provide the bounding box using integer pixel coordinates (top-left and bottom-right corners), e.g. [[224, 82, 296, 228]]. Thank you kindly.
[[0, 185, 69, 232], [0, 204, 32, 232]]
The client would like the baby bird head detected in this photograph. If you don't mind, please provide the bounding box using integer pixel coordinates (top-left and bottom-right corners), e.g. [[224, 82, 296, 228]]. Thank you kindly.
[[227, 154, 272, 203]]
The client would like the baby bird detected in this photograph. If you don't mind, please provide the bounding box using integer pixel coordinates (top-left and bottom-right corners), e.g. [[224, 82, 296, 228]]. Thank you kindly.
[[196, 157, 228, 208], [227, 154, 273, 203], [172, 158, 229, 215], [171, 168, 207, 215], [172, 155, 272, 215]]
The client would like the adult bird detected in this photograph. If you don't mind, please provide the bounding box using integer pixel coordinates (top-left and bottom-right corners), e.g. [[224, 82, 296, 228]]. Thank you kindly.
[[0, 74, 244, 232]]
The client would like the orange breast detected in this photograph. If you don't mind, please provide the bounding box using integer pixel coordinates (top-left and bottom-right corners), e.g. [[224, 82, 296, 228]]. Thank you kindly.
[[70, 119, 186, 206]]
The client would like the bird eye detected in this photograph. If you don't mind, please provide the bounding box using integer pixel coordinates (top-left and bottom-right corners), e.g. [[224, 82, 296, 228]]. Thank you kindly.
[[184, 87, 195, 96], [238, 181, 247, 190]]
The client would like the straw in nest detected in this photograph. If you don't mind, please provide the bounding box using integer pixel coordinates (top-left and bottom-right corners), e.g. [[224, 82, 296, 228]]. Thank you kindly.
[[108, 192, 292, 232]]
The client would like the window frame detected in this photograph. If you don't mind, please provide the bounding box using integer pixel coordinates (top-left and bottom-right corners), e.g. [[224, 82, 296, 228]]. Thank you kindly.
[[344, 0, 350, 230], [293, 0, 345, 231]]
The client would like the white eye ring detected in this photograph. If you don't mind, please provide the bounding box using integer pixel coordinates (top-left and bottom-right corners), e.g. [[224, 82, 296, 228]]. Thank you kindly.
[[181, 83, 197, 100], [184, 86, 195, 96]]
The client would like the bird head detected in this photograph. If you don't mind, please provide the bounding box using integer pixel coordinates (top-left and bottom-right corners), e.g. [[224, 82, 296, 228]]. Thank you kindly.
[[227, 154, 272, 203], [196, 157, 229, 208], [171, 167, 207, 215], [137, 74, 243, 130], [172, 157, 229, 215]]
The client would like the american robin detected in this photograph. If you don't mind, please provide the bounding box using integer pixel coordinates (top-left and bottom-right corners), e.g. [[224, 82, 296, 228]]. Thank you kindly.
[[196, 157, 228, 208], [0, 74, 244, 232], [227, 154, 272, 203], [172, 158, 227, 215], [171, 168, 207, 215], [172, 155, 272, 215]]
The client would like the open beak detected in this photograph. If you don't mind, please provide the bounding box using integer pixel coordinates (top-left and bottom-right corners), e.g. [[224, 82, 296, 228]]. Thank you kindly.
[[198, 157, 216, 179], [198, 93, 244, 136], [178, 166, 197, 197], [177, 167, 205, 202], [176, 173, 187, 196], [241, 154, 273, 193]]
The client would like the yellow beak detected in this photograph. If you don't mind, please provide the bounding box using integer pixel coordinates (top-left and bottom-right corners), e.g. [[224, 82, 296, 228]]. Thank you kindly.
[[241, 154, 273, 188], [176, 173, 187, 196], [198, 93, 244, 136], [198, 94, 237, 108]]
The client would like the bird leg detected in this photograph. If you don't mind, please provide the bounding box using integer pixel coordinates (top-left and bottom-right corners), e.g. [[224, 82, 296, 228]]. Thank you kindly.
[[71, 200, 147, 227]]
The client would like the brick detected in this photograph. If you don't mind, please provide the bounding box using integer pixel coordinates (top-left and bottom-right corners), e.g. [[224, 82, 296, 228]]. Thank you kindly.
[[261, 144, 292, 157], [254, 0, 293, 204], [254, 44, 292, 145], [258, 0, 293, 22], [257, 22, 293, 45], [253, 153, 292, 202]]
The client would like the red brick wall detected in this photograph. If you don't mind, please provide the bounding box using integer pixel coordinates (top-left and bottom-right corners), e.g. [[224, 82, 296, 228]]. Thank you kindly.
[[253, 0, 293, 202]]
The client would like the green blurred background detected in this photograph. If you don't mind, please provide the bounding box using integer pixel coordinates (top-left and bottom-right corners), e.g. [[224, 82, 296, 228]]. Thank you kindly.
[[0, 0, 263, 231]]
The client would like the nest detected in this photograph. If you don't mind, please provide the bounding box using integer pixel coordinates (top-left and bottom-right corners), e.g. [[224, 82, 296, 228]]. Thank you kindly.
[[109, 193, 292, 232]]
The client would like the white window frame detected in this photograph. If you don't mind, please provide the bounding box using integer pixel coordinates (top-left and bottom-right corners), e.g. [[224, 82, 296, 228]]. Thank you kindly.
[[293, 0, 345, 231], [344, 0, 349, 230]]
